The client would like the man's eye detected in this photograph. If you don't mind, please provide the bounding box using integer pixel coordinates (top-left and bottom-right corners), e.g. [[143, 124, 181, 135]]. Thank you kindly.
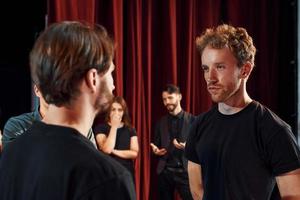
[[216, 65, 225, 70], [201, 66, 209, 72]]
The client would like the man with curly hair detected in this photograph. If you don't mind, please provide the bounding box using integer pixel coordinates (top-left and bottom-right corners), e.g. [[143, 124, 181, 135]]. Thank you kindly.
[[185, 24, 300, 199]]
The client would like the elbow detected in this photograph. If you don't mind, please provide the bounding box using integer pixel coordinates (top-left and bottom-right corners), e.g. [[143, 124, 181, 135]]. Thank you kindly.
[[191, 189, 203, 200], [132, 151, 138, 159], [190, 182, 204, 200], [102, 149, 112, 155], [101, 146, 113, 154], [129, 149, 138, 159]]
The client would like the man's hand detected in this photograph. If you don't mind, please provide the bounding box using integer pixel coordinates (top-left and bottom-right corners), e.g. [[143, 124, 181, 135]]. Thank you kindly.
[[173, 138, 185, 150], [150, 143, 167, 156]]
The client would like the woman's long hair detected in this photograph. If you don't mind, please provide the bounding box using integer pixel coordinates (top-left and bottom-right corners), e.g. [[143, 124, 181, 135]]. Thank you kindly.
[[105, 96, 133, 129]]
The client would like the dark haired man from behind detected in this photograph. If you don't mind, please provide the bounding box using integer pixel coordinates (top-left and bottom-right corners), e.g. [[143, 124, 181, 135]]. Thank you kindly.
[[185, 24, 300, 199], [0, 21, 136, 200], [151, 84, 195, 200]]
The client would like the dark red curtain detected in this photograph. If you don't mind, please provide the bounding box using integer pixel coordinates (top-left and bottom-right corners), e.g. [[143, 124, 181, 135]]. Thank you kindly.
[[47, 0, 297, 199]]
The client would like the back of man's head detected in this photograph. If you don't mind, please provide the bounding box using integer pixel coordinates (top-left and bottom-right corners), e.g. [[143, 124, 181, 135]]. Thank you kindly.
[[30, 21, 114, 107]]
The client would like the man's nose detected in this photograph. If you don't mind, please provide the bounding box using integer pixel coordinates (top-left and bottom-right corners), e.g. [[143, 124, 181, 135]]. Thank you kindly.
[[206, 68, 217, 83], [165, 99, 171, 104]]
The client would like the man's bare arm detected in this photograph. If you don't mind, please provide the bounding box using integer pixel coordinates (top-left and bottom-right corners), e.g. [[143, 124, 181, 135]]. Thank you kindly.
[[276, 168, 300, 200], [188, 160, 204, 200]]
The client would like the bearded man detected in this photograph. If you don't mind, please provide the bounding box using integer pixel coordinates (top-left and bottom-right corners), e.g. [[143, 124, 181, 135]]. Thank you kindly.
[[150, 84, 195, 200]]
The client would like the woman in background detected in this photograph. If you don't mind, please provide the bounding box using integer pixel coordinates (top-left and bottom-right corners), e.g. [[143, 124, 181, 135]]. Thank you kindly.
[[94, 96, 139, 181]]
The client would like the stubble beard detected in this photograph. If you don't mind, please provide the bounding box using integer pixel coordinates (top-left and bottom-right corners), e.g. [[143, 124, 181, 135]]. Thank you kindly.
[[94, 80, 114, 115], [210, 84, 240, 104], [166, 101, 178, 113]]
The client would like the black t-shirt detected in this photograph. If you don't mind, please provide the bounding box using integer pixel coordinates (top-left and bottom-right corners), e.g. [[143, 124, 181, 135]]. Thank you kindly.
[[94, 124, 136, 174], [185, 101, 300, 200], [0, 121, 136, 200]]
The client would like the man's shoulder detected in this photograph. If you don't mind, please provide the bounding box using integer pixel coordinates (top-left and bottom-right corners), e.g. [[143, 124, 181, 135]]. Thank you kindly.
[[91, 155, 136, 197], [182, 110, 196, 120], [78, 156, 136, 199], [75, 150, 134, 184], [193, 107, 216, 124], [4, 112, 35, 128], [252, 101, 291, 131], [185, 105, 217, 116], [0, 141, 135, 200], [3, 112, 35, 135]]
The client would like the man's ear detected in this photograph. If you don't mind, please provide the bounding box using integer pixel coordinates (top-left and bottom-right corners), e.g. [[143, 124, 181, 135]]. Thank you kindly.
[[239, 62, 253, 78], [85, 68, 99, 93], [178, 94, 182, 100], [33, 84, 42, 98]]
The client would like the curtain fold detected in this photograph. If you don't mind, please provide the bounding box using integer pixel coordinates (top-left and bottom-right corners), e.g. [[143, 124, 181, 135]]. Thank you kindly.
[[111, 0, 124, 96], [48, 0, 96, 23], [47, 0, 296, 199], [125, 0, 146, 198]]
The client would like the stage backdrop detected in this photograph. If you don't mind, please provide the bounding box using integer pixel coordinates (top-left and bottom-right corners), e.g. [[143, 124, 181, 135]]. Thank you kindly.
[[47, 0, 297, 200]]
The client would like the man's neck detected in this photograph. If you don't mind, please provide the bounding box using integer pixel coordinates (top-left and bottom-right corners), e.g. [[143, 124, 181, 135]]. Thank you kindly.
[[39, 106, 47, 119], [218, 96, 252, 115], [42, 103, 95, 137], [169, 106, 182, 116]]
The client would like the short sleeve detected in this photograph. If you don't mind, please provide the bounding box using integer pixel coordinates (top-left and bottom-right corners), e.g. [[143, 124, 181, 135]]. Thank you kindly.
[[93, 124, 110, 136], [2, 113, 34, 149], [2, 118, 19, 147], [266, 126, 300, 176], [130, 128, 137, 137], [83, 172, 136, 200], [185, 114, 204, 164]]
